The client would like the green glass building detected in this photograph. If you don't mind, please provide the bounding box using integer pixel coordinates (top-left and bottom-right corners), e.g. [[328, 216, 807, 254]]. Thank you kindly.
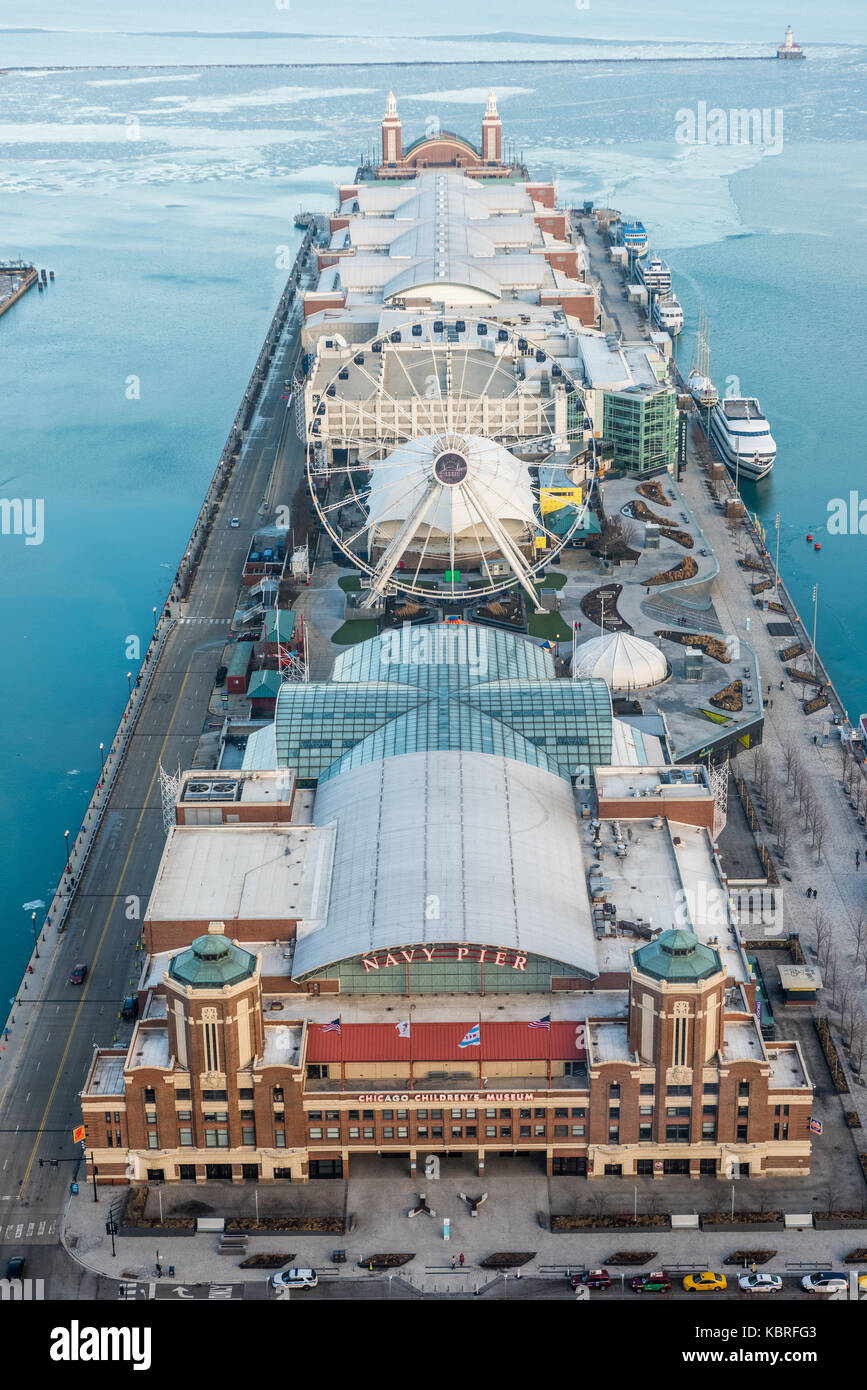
[[602, 385, 677, 477]]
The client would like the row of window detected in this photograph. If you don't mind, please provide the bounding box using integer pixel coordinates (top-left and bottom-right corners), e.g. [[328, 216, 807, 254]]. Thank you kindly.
[[306, 1106, 587, 1122], [309, 1124, 587, 1142]]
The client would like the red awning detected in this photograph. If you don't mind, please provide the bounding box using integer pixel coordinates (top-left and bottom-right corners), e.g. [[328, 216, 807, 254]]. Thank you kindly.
[[305, 1020, 586, 1064]]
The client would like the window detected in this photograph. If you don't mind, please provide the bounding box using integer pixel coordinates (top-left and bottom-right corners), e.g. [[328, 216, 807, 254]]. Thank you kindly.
[[176, 1089, 191, 1101], [144, 1088, 155, 1105], [106, 1132, 113, 1148], [348, 1127, 359, 1139], [534, 1108, 546, 1118], [608, 1126, 619, 1142], [240, 1110, 254, 1121], [519, 1108, 530, 1119], [500, 1109, 511, 1119], [309, 1127, 322, 1140], [701, 1121, 717, 1139], [348, 1110, 359, 1121], [179, 1128, 193, 1147], [114, 1111, 120, 1123], [382, 1128, 394, 1139], [608, 1084, 620, 1099], [202, 1112, 226, 1123], [147, 1131, 159, 1150], [704, 1083, 719, 1095], [466, 1109, 476, 1119], [202, 1090, 227, 1102], [306, 1064, 329, 1079], [782, 1122, 788, 1140], [179, 1164, 196, 1181], [554, 1125, 568, 1138], [326, 1127, 339, 1140], [638, 1124, 652, 1141], [699, 1157, 716, 1175], [554, 1108, 568, 1118], [738, 1081, 750, 1097], [145, 1109, 157, 1124], [485, 1126, 496, 1138], [177, 1110, 192, 1122], [273, 1087, 284, 1102], [417, 1127, 428, 1139], [520, 1126, 531, 1138], [773, 1123, 780, 1140], [500, 1127, 511, 1138], [363, 1111, 374, 1121], [466, 1126, 477, 1138], [115, 1131, 122, 1147], [241, 1127, 256, 1146], [417, 1110, 427, 1121], [702, 1103, 717, 1115], [383, 1111, 393, 1121], [451, 1109, 462, 1119], [308, 1110, 322, 1120], [639, 1105, 653, 1117], [564, 1061, 583, 1076], [603, 1164, 622, 1177], [571, 1107, 585, 1118], [397, 1127, 408, 1139], [665, 1125, 690, 1143], [667, 1085, 691, 1096], [325, 1111, 339, 1121], [104, 1111, 111, 1124], [239, 1088, 254, 1100], [737, 1124, 748, 1142], [486, 1109, 496, 1118], [666, 1106, 691, 1118], [363, 1128, 374, 1139], [452, 1127, 462, 1139], [431, 1127, 443, 1139], [639, 1084, 654, 1096], [431, 1110, 442, 1121], [397, 1110, 408, 1120], [572, 1125, 585, 1137], [275, 1129, 286, 1148], [636, 1158, 654, 1176]]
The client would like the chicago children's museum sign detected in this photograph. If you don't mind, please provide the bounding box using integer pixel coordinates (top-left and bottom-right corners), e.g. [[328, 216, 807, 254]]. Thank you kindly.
[[359, 944, 530, 974]]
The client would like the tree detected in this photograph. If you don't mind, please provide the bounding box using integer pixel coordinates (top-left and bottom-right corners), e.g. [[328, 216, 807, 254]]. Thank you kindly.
[[849, 1012, 867, 1082], [776, 808, 792, 861], [782, 741, 798, 786], [814, 909, 833, 971], [848, 914, 867, 972], [811, 805, 828, 862]]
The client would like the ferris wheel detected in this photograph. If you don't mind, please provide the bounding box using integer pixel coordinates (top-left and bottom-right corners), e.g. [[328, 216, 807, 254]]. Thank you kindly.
[[304, 313, 596, 608]]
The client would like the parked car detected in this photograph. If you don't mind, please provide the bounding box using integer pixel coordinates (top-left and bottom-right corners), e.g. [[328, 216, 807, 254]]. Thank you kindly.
[[230, 517, 240, 528], [631, 1271, 671, 1293], [738, 1273, 782, 1293], [69, 963, 87, 985], [801, 1272, 848, 1293], [121, 995, 138, 1020], [570, 1268, 611, 1290], [5, 1255, 25, 1280], [271, 1268, 318, 1290], [215, 665, 227, 687], [683, 1271, 727, 1293]]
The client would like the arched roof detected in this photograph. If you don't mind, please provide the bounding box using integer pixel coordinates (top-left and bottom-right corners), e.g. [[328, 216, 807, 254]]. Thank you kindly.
[[402, 132, 482, 165], [383, 258, 501, 305], [365, 433, 537, 535], [293, 750, 598, 979]]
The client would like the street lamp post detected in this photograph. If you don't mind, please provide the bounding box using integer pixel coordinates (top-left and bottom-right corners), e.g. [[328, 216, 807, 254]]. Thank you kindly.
[[774, 513, 781, 595], [31, 911, 39, 960], [64, 829, 71, 876], [91, 1152, 98, 1202], [98, 742, 104, 788], [127, 671, 132, 698], [811, 584, 819, 679], [152, 606, 158, 634]]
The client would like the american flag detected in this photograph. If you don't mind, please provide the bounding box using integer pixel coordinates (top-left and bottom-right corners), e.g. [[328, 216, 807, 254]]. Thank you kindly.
[[321, 1018, 341, 1034], [528, 1014, 551, 1030]]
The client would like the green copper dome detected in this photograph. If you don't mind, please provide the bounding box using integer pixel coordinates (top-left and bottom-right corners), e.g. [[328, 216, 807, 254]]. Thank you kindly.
[[633, 928, 722, 983], [169, 934, 256, 990]]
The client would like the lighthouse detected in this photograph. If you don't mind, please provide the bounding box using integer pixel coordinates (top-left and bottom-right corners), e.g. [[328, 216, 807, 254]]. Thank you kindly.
[[777, 24, 805, 59]]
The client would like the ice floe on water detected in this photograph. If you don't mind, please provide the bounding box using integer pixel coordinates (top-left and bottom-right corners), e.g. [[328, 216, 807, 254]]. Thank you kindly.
[[150, 85, 376, 115], [401, 86, 534, 103], [86, 73, 202, 87], [22, 899, 46, 912]]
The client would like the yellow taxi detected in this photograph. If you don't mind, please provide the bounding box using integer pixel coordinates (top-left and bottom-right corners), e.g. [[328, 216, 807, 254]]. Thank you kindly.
[[683, 1271, 727, 1293]]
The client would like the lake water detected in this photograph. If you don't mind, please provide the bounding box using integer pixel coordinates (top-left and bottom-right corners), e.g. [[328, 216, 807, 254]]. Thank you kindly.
[[1, 46, 866, 1002]]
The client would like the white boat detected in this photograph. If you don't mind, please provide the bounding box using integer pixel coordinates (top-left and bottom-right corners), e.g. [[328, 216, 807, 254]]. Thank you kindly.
[[653, 294, 683, 335], [709, 397, 776, 481], [636, 254, 671, 295]]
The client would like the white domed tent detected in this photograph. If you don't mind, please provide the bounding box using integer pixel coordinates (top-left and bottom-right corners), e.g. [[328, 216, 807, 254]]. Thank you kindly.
[[572, 631, 668, 692]]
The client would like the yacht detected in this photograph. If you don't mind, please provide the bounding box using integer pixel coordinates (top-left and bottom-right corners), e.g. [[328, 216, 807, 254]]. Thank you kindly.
[[653, 293, 683, 335], [620, 220, 648, 256], [636, 254, 671, 295], [709, 397, 776, 481]]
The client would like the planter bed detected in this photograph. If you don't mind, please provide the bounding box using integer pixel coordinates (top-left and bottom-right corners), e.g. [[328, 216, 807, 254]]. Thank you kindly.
[[656, 630, 729, 663], [723, 1250, 776, 1266], [239, 1254, 295, 1269], [843, 1249, 867, 1263], [552, 1214, 668, 1232], [479, 1252, 535, 1269], [636, 481, 671, 507], [814, 1016, 850, 1093], [225, 1216, 346, 1233], [358, 1253, 415, 1269], [699, 1218, 783, 1233], [646, 556, 698, 586], [604, 1251, 657, 1265], [814, 1216, 867, 1230]]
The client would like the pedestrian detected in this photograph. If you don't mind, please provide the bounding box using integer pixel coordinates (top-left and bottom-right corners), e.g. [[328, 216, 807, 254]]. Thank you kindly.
[[813, 734, 817, 744], [814, 890, 819, 901], [769, 700, 773, 709], [856, 851, 860, 870], [459, 1253, 465, 1267], [451, 1256, 456, 1269]]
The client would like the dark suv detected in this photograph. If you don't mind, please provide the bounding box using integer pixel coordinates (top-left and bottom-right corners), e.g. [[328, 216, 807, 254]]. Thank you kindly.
[[121, 995, 138, 1020]]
